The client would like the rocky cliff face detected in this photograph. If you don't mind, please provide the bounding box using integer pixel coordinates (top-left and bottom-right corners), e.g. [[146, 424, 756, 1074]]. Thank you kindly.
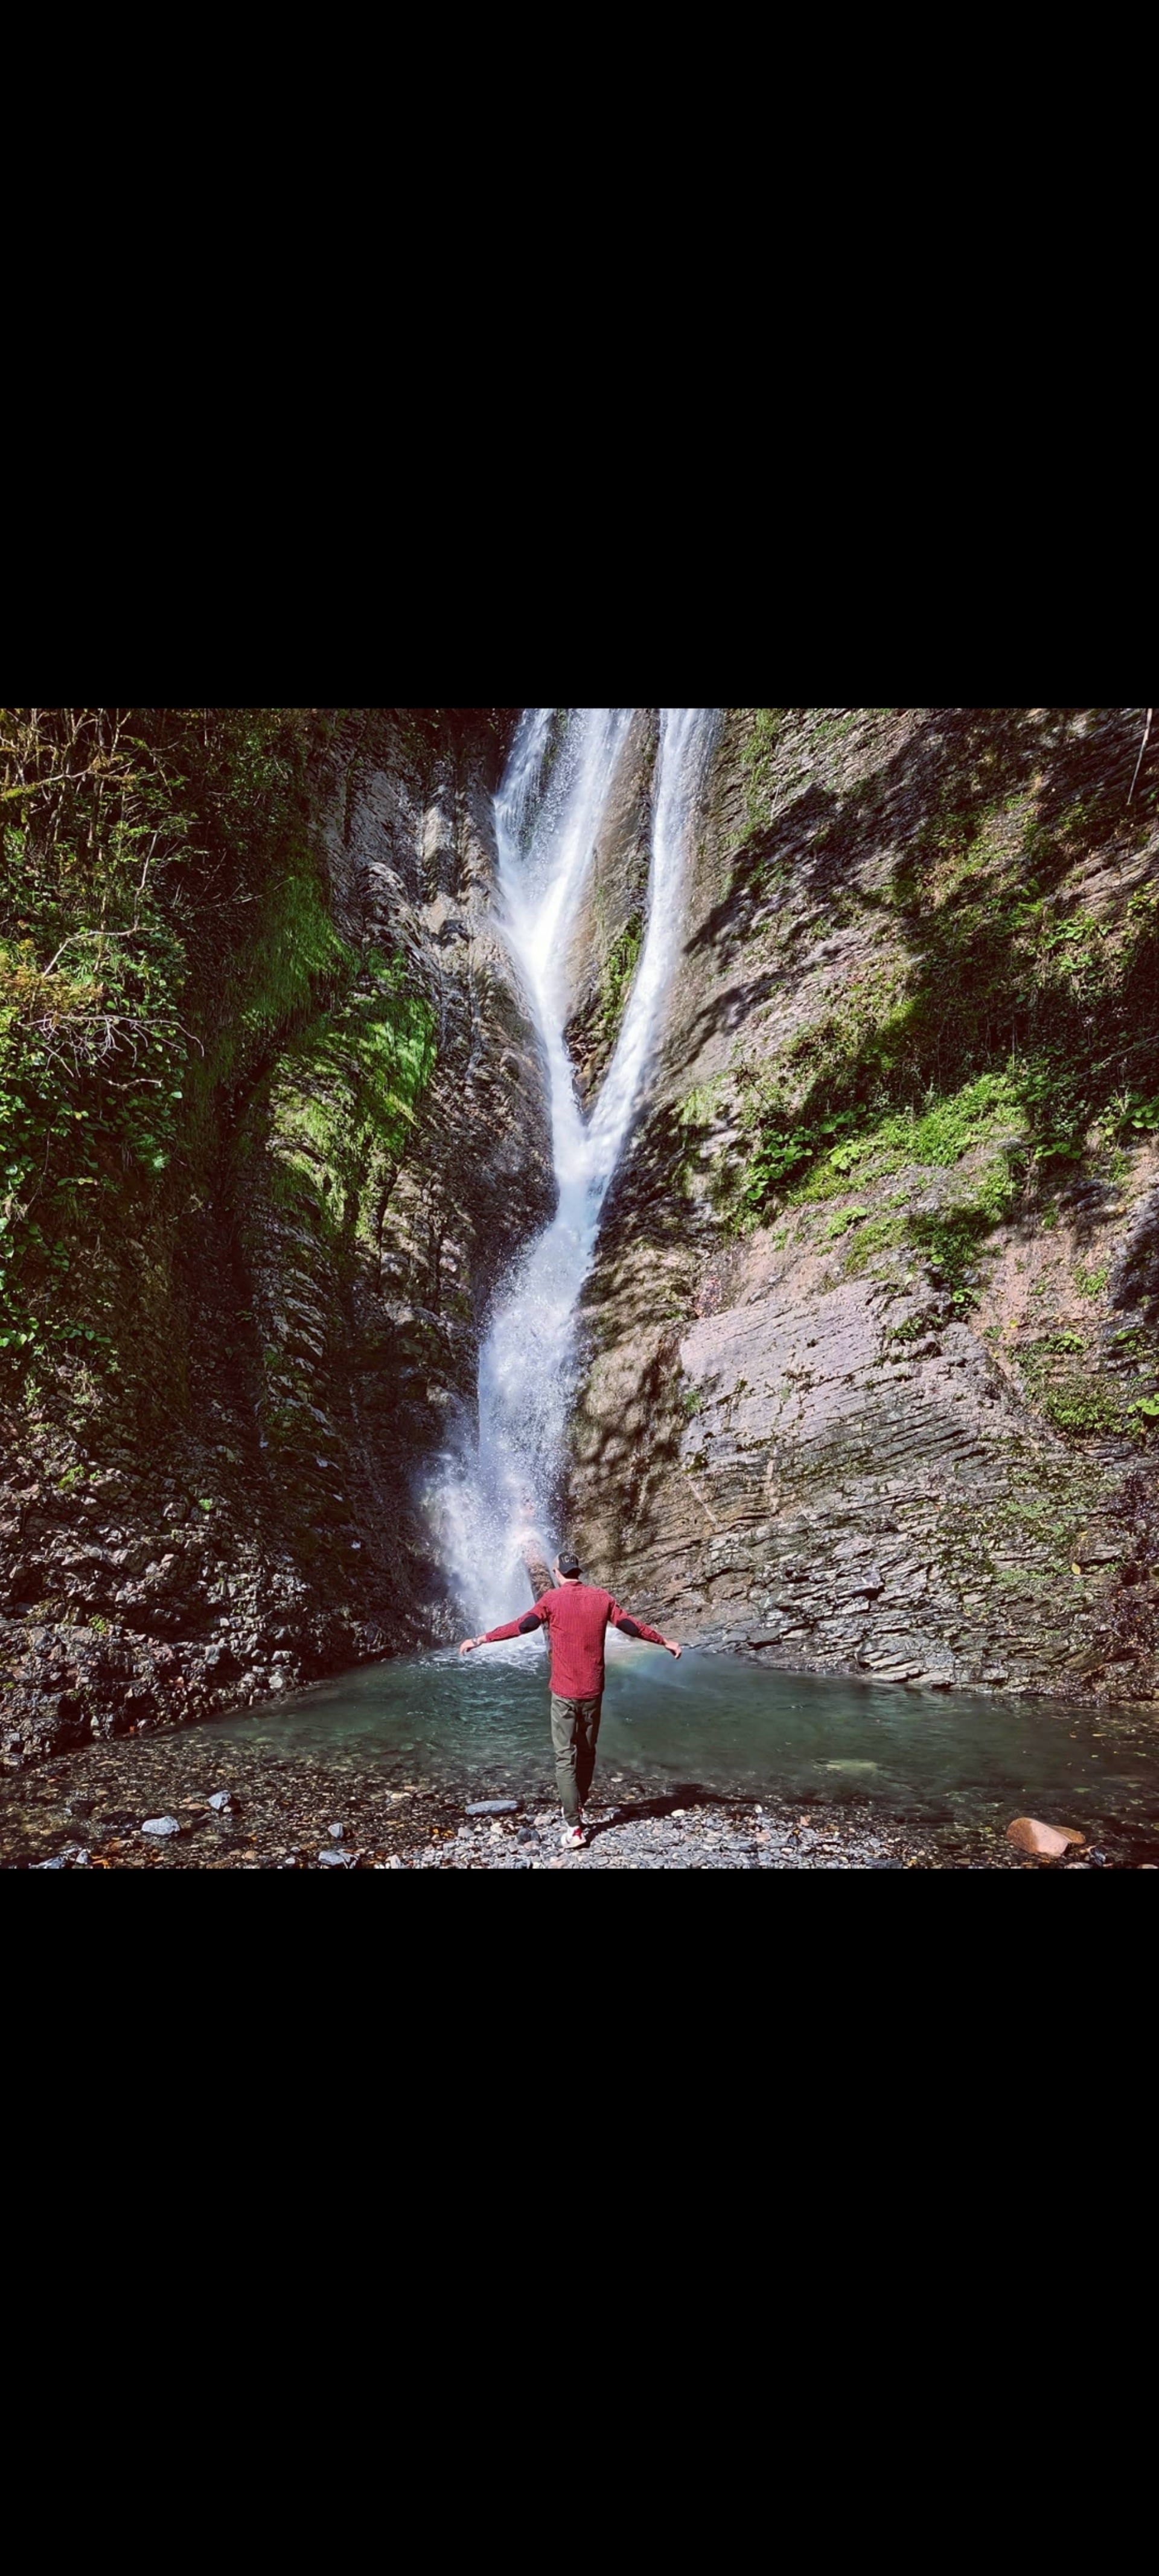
[[562, 709, 659, 1106], [568, 708, 1159, 1703], [0, 709, 553, 1764], [5, 705, 1158, 1772]]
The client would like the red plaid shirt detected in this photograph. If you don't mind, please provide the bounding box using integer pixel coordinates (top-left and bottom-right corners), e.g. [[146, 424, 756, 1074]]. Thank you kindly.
[[483, 1583, 666, 1697]]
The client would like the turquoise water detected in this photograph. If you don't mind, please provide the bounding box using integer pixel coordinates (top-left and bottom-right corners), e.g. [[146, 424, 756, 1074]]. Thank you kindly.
[[199, 1638, 1159, 1847]]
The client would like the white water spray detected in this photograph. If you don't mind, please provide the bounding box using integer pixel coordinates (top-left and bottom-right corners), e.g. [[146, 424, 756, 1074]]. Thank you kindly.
[[432, 705, 717, 1632]]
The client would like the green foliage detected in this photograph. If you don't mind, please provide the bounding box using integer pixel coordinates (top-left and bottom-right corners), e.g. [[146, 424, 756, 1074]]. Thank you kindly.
[[903, 1165, 1018, 1311], [1042, 1380, 1123, 1435], [679, 1077, 725, 1130], [268, 953, 436, 1239], [823, 1202, 869, 1241], [595, 914, 643, 1052], [843, 1213, 907, 1275], [1107, 1086, 1159, 1138], [779, 1071, 1026, 1211], [724, 1060, 1027, 1292], [0, 705, 389, 1371], [723, 719, 1159, 1243], [739, 710, 788, 828], [1014, 1330, 1122, 1436]]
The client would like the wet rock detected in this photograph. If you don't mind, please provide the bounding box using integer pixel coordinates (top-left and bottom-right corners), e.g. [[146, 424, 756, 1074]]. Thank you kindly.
[[465, 1798, 521, 1816], [141, 1815, 180, 1839], [1005, 1816, 1085, 1857]]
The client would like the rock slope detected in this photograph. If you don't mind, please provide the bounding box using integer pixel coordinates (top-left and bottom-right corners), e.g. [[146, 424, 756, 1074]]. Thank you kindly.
[[568, 708, 1159, 1705]]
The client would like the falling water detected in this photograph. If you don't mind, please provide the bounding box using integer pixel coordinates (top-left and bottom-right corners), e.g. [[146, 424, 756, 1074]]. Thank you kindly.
[[432, 705, 717, 1631]]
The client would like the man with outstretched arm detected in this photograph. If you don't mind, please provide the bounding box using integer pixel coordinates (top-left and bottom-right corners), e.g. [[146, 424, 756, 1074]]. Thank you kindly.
[[459, 1549, 682, 1850]]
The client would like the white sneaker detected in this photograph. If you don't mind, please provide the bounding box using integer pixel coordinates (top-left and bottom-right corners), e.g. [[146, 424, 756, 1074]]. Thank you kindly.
[[560, 1822, 587, 1849]]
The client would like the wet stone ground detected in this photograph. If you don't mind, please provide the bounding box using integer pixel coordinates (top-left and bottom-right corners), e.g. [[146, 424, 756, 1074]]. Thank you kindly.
[[0, 1727, 1123, 1868]]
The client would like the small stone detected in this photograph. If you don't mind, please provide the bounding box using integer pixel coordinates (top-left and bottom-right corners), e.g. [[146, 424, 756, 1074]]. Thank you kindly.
[[465, 1799, 521, 1817], [141, 1816, 180, 1839], [318, 1848, 355, 1868], [327, 1822, 345, 1840], [1006, 1816, 1085, 1858], [207, 1790, 238, 1813]]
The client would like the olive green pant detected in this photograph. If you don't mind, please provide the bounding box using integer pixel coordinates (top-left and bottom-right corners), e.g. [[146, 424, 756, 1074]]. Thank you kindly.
[[551, 1692, 603, 1820]]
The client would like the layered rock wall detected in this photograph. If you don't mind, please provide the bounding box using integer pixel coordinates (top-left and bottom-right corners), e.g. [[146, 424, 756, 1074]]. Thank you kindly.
[[568, 707, 1159, 1702]]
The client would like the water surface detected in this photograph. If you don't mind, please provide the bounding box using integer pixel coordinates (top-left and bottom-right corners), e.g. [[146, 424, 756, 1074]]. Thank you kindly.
[[200, 1638, 1159, 1849]]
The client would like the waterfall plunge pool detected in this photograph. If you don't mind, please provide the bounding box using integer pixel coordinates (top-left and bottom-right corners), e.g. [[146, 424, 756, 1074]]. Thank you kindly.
[[197, 1639, 1159, 1855]]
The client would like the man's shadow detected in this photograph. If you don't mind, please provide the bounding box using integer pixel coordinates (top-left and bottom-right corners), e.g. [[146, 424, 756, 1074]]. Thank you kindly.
[[586, 1784, 726, 1841]]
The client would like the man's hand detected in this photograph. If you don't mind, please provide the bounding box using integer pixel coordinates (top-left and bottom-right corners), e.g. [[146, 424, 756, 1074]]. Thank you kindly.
[[663, 1638, 683, 1659], [458, 1636, 480, 1657]]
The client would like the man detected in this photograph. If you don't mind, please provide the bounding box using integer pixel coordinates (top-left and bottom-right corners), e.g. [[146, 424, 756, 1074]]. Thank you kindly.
[[459, 1552, 682, 1848]]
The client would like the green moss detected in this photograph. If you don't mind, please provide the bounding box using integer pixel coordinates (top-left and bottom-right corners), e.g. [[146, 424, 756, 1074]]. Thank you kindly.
[[267, 953, 436, 1245], [843, 1214, 907, 1275], [767, 1071, 1027, 1213], [595, 914, 643, 1053], [0, 706, 329, 1366], [679, 1077, 726, 1131], [720, 717, 1159, 1240], [823, 1203, 869, 1241], [739, 709, 789, 828]]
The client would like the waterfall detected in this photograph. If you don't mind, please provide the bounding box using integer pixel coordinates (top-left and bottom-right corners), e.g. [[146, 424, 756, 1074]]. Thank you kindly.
[[432, 705, 717, 1633]]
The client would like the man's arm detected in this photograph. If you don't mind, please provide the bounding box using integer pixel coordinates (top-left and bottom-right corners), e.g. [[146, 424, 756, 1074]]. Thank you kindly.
[[459, 1606, 547, 1656], [610, 1602, 682, 1659]]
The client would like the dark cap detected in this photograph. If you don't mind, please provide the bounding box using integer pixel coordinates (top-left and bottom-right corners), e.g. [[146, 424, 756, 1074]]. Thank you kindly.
[[556, 1550, 581, 1578]]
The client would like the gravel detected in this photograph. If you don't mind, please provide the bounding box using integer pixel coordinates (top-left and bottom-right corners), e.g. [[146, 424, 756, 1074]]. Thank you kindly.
[[1, 1731, 1144, 1868]]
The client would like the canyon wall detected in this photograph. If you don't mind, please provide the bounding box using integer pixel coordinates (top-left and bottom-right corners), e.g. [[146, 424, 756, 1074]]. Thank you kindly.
[[5, 703, 1158, 1772], [568, 708, 1159, 1702], [1, 709, 552, 1763]]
